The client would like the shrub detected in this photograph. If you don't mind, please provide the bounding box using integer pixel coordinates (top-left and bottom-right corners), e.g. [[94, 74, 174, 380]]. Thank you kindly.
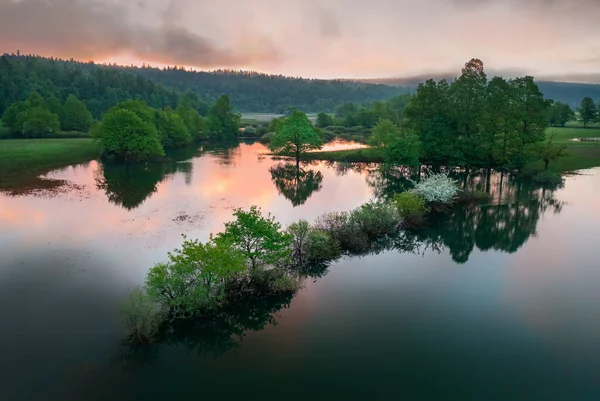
[[146, 237, 247, 317], [532, 170, 563, 185], [314, 211, 369, 254], [121, 287, 166, 344], [349, 201, 399, 239], [215, 206, 292, 270], [288, 220, 341, 267], [260, 132, 274, 144], [393, 192, 429, 227], [250, 268, 300, 293], [394, 192, 429, 217], [410, 173, 459, 203]]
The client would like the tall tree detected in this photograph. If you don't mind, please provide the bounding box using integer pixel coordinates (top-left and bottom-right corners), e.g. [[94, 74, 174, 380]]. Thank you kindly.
[[578, 97, 598, 127], [61, 94, 94, 132], [548, 101, 575, 127], [403, 80, 459, 165], [207, 95, 240, 139], [510, 76, 550, 146], [269, 110, 323, 166], [449, 58, 488, 163]]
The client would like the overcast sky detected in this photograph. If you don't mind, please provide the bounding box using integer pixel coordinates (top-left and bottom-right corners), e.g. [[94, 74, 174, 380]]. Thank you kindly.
[[1, 0, 599, 80]]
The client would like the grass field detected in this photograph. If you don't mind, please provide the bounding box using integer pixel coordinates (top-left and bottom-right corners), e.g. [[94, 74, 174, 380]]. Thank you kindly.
[[0, 138, 101, 188], [534, 126, 600, 172]]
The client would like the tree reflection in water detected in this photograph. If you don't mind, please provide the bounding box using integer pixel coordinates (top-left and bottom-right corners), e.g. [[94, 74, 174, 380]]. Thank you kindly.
[[269, 162, 323, 206]]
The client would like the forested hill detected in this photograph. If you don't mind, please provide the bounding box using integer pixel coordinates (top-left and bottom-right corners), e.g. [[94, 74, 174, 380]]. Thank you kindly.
[[0, 54, 405, 118]]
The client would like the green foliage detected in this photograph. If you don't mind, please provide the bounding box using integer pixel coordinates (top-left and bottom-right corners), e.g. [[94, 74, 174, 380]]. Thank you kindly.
[[548, 101, 575, 127], [316, 112, 334, 128], [111, 99, 156, 122], [349, 201, 399, 239], [314, 211, 369, 254], [259, 132, 274, 144], [532, 170, 563, 185], [269, 110, 323, 158], [526, 135, 568, 170], [61, 95, 93, 132], [146, 237, 247, 317], [288, 220, 341, 267], [269, 116, 287, 133], [369, 119, 421, 166], [156, 109, 192, 148], [120, 287, 166, 344], [207, 95, 240, 140], [393, 192, 429, 219], [20, 106, 61, 137], [215, 206, 292, 270], [176, 96, 207, 140], [93, 108, 165, 161], [578, 97, 598, 127], [2, 101, 30, 135]]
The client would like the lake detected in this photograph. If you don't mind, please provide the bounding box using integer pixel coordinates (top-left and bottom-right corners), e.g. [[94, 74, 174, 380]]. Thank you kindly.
[[1, 140, 599, 401]]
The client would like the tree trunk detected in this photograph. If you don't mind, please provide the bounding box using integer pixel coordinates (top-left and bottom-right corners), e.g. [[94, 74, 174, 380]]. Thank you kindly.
[[544, 160, 549, 170]]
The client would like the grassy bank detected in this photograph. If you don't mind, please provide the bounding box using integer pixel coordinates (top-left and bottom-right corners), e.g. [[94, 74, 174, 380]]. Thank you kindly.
[[0, 138, 101, 188], [526, 126, 600, 173]]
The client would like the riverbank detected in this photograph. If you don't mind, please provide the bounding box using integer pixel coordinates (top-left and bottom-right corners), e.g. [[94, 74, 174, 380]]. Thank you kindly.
[[0, 138, 101, 188]]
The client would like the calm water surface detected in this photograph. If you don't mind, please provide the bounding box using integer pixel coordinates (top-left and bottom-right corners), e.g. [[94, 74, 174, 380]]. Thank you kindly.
[[1, 141, 599, 401]]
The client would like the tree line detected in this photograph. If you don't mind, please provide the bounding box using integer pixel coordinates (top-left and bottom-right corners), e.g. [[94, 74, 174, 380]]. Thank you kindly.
[[0, 53, 404, 118]]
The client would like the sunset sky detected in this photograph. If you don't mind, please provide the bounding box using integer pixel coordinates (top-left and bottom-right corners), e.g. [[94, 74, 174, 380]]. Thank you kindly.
[[1, 0, 599, 80]]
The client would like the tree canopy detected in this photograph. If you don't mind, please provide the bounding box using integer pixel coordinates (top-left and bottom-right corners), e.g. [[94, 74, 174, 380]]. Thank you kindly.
[[578, 97, 598, 127], [269, 111, 323, 161]]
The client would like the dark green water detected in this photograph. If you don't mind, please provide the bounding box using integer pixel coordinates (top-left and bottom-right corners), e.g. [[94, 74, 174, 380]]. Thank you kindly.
[[1, 141, 599, 401]]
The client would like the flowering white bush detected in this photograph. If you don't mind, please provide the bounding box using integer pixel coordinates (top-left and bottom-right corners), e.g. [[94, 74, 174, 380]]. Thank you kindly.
[[410, 173, 459, 203]]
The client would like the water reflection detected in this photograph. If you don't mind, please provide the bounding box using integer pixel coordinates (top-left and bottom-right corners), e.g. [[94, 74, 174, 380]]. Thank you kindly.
[[95, 160, 193, 210], [269, 163, 324, 206]]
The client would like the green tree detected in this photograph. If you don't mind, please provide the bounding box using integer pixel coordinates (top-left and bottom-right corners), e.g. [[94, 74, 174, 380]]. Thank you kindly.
[[45, 95, 63, 116], [481, 76, 521, 166], [61, 94, 93, 132], [26, 91, 46, 108], [369, 118, 400, 148], [176, 95, 207, 140], [207, 94, 240, 140], [269, 110, 323, 165], [146, 236, 247, 317], [315, 112, 334, 128], [20, 106, 60, 137], [387, 93, 412, 118], [510, 76, 550, 146], [269, 116, 287, 133], [527, 134, 568, 170], [449, 58, 488, 163], [93, 108, 164, 161], [156, 108, 192, 148], [215, 206, 292, 270], [403, 79, 460, 164], [548, 101, 575, 127], [578, 97, 598, 127], [384, 129, 422, 166], [111, 100, 155, 122], [1, 101, 29, 135]]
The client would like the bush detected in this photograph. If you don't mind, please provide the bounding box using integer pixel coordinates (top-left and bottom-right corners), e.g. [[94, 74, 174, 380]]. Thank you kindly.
[[250, 268, 300, 293], [349, 201, 399, 239], [121, 287, 166, 344], [146, 237, 247, 317], [288, 220, 341, 267], [393, 192, 429, 227], [314, 211, 369, 254], [532, 170, 563, 185], [260, 132, 274, 144], [411, 173, 459, 203]]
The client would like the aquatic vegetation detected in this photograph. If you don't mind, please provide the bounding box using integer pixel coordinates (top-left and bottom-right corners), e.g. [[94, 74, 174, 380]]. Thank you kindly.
[[120, 287, 166, 344]]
